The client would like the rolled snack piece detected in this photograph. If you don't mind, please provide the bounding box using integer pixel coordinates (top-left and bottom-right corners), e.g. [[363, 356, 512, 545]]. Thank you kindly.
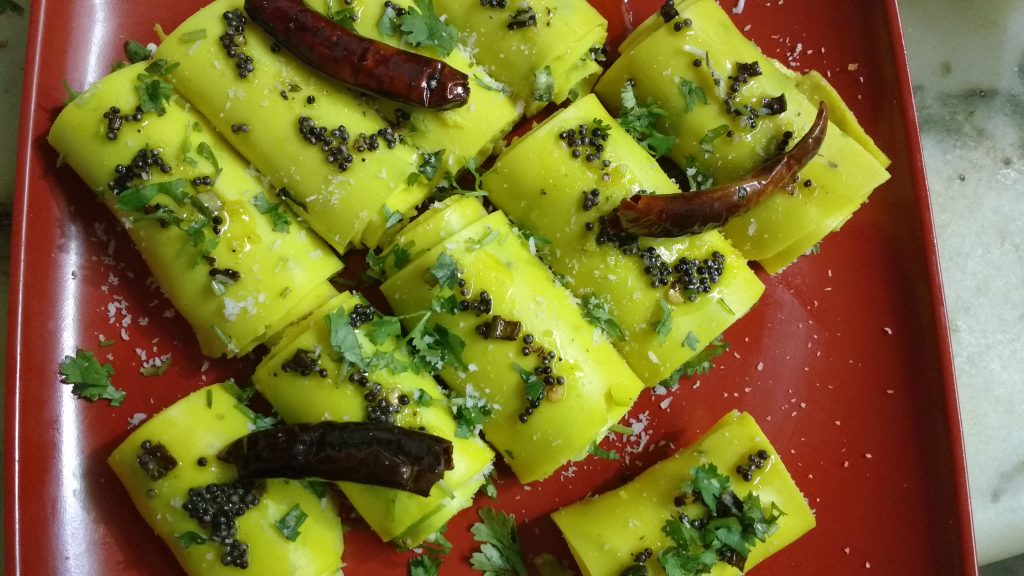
[[304, 0, 521, 178], [433, 0, 608, 116], [381, 205, 645, 483], [594, 0, 891, 273], [484, 94, 764, 387], [48, 61, 342, 357], [253, 291, 495, 546], [154, 0, 431, 251], [108, 383, 345, 576], [379, 194, 489, 278], [552, 411, 815, 576]]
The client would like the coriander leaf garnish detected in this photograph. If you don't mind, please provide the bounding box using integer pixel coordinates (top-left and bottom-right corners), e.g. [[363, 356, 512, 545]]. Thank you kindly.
[[662, 336, 730, 387], [195, 142, 222, 181], [178, 29, 208, 44], [135, 59, 179, 116], [683, 330, 700, 351], [398, 0, 459, 57], [383, 205, 404, 229], [686, 463, 731, 510], [174, 531, 208, 549], [124, 40, 152, 63], [699, 124, 731, 157], [408, 149, 445, 185], [364, 315, 402, 346], [58, 349, 125, 406], [587, 442, 620, 461], [580, 294, 625, 341], [115, 179, 188, 212], [531, 66, 555, 103], [512, 363, 544, 405], [452, 391, 491, 438], [300, 479, 329, 499], [251, 192, 291, 233], [653, 298, 674, 344], [430, 292, 460, 314], [274, 504, 308, 542], [326, 0, 359, 31], [469, 508, 528, 576], [618, 81, 677, 157], [139, 357, 171, 377], [429, 252, 459, 289], [680, 79, 708, 113], [327, 308, 365, 368], [409, 554, 443, 576], [481, 469, 498, 499]]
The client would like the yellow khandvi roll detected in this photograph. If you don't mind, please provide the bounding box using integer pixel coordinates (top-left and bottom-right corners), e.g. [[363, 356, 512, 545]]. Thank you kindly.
[[304, 0, 521, 178], [594, 0, 891, 273], [433, 0, 608, 116], [381, 204, 645, 483], [484, 94, 764, 387], [552, 411, 815, 576], [108, 383, 345, 576], [48, 62, 342, 357], [252, 291, 496, 547], [154, 0, 430, 251]]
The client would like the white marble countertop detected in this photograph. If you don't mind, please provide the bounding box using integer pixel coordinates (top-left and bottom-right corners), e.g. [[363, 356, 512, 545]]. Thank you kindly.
[[1, 0, 1022, 572]]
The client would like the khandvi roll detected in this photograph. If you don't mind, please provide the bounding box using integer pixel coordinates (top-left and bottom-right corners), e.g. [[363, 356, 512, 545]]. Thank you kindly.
[[154, 0, 431, 251], [304, 0, 521, 178], [594, 0, 891, 273], [252, 291, 496, 547], [48, 62, 342, 357], [484, 94, 764, 387], [552, 411, 814, 576], [108, 383, 345, 576], [380, 204, 645, 483], [433, 0, 608, 116]]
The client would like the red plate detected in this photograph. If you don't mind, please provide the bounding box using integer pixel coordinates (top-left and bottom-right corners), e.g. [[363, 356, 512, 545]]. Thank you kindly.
[[6, 0, 976, 574]]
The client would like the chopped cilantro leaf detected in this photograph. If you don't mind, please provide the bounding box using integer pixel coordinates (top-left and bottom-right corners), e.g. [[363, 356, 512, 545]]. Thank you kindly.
[[115, 179, 188, 212], [452, 393, 491, 438], [619, 81, 677, 157], [531, 66, 555, 103], [580, 294, 625, 341], [654, 298, 674, 344], [124, 40, 152, 63], [699, 124, 731, 157], [251, 192, 291, 233], [429, 252, 459, 289], [409, 554, 443, 576], [300, 479, 329, 499], [135, 59, 178, 116], [424, 526, 453, 554], [195, 142, 222, 181], [326, 0, 358, 31], [512, 363, 544, 404], [687, 463, 732, 510], [413, 149, 445, 183], [274, 504, 308, 542], [662, 336, 730, 387], [378, 2, 400, 36], [587, 442, 620, 461], [233, 401, 277, 431], [58, 349, 125, 406], [481, 469, 498, 499], [139, 358, 171, 377], [174, 531, 207, 549], [398, 0, 459, 57], [99, 339, 116, 347], [431, 293, 460, 314], [683, 330, 700, 351], [383, 205, 404, 229], [365, 315, 402, 346], [327, 308, 365, 368], [466, 228, 501, 251], [680, 79, 708, 113], [470, 508, 528, 576], [681, 155, 715, 191]]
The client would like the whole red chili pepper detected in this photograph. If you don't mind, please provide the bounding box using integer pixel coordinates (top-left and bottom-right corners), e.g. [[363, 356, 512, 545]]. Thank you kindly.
[[245, 0, 470, 110], [607, 101, 829, 237], [219, 422, 455, 496]]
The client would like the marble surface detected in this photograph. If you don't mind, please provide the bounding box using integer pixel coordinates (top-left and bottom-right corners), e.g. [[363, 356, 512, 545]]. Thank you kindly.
[[1, 0, 1023, 573]]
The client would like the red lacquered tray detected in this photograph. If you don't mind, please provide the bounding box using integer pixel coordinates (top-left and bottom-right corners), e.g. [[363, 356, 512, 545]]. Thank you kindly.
[[6, 0, 976, 574]]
